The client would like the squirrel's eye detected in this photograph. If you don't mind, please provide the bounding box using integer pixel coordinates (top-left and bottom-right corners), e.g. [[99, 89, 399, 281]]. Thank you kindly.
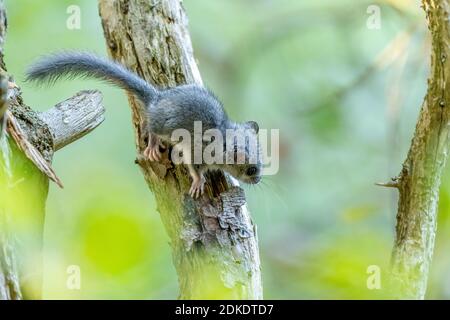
[[246, 166, 258, 176]]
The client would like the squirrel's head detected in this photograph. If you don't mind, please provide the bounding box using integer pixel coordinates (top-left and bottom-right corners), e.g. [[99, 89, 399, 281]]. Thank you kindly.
[[220, 121, 262, 184]]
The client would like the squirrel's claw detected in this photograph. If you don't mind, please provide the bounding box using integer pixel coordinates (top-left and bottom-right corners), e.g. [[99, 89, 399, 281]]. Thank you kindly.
[[144, 145, 161, 162], [143, 146, 152, 160], [152, 146, 161, 161], [144, 133, 165, 162], [189, 175, 205, 199]]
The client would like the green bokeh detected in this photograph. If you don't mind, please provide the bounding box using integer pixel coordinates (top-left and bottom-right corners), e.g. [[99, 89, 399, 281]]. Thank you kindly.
[[3, 0, 450, 299]]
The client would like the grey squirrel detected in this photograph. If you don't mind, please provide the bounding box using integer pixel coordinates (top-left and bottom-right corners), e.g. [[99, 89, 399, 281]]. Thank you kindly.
[[26, 52, 262, 197]]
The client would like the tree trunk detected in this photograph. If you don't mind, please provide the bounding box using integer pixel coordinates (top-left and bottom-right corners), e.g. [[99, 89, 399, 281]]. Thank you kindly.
[[0, 0, 105, 299], [389, 0, 450, 299], [98, 0, 263, 299]]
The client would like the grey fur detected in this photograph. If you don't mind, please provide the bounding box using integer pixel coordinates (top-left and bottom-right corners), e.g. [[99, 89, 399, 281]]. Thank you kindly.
[[26, 52, 262, 193], [26, 51, 157, 105]]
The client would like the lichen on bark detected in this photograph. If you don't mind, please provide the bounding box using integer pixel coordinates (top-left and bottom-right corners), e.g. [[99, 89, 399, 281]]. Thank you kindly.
[[98, 0, 263, 299], [390, 0, 450, 299]]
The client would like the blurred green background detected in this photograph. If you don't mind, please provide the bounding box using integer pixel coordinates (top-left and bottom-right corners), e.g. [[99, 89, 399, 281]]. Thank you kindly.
[[3, 0, 450, 299]]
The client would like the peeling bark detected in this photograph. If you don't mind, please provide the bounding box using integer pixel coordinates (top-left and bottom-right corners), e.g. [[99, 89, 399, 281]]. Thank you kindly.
[[0, 0, 43, 300], [98, 0, 263, 299], [0, 0, 105, 299], [390, 0, 450, 299]]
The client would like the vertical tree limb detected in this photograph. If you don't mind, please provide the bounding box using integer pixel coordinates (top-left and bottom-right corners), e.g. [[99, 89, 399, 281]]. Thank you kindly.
[[389, 0, 450, 299], [98, 0, 263, 299], [0, 67, 22, 301]]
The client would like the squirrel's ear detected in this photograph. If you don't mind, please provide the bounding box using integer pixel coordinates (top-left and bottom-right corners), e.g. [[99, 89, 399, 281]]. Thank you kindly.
[[246, 121, 259, 134]]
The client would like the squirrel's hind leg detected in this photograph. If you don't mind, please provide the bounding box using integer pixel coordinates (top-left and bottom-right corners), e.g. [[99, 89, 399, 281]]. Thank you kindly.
[[177, 147, 205, 199], [187, 163, 205, 199]]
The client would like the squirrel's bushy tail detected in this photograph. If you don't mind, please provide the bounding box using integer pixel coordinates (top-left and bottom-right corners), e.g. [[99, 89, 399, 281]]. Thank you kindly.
[[26, 51, 157, 104]]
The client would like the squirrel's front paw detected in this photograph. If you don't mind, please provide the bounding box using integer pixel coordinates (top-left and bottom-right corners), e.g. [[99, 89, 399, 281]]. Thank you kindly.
[[144, 134, 165, 162], [144, 144, 162, 162], [189, 175, 206, 199]]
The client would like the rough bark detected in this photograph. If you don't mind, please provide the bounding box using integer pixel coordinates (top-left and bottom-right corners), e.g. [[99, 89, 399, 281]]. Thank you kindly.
[[39, 90, 105, 151], [98, 0, 263, 299], [0, 0, 106, 299], [389, 0, 450, 299]]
